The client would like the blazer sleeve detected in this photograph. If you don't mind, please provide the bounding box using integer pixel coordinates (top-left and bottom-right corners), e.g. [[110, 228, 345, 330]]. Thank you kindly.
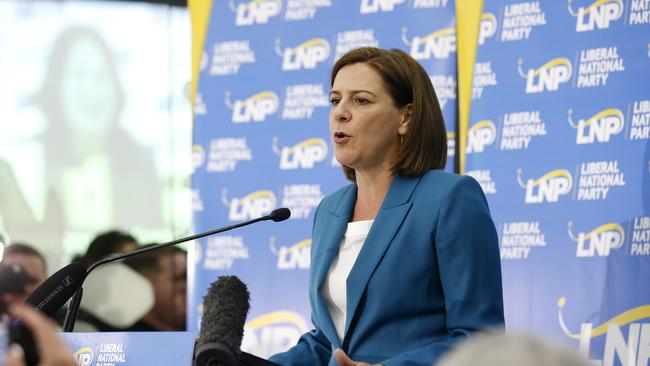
[[268, 322, 332, 365], [380, 175, 505, 366]]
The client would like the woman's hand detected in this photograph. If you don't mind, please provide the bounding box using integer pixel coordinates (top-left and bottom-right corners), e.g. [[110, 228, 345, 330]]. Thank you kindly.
[[334, 349, 383, 366], [4, 304, 77, 366]]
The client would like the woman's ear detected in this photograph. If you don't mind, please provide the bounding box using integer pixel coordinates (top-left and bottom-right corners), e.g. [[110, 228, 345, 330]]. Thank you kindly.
[[398, 103, 413, 136]]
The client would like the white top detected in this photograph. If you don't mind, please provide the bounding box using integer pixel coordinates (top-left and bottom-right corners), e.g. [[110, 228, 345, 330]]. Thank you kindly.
[[320, 219, 374, 342]]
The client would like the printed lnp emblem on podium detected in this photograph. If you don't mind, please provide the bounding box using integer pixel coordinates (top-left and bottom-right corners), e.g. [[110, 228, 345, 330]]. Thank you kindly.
[[73, 347, 94, 366]]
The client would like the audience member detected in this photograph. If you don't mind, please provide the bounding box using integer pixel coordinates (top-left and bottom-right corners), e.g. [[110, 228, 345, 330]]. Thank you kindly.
[[124, 245, 187, 331], [82, 230, 137, 268], [1, 243, 47, 304]]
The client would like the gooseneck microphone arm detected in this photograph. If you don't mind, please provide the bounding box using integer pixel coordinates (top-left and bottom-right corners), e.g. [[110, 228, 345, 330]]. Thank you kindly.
[[62, 207, 291, 332]]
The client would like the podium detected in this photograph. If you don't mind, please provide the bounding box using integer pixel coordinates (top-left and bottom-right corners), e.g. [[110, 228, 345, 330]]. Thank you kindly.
[[60, 332, 277, 365], [61, 332, 194, 365]]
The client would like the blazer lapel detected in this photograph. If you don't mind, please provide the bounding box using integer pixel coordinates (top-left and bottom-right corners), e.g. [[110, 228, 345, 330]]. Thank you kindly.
[[343, 175, 420, 338], [311, 185, 356, 348]]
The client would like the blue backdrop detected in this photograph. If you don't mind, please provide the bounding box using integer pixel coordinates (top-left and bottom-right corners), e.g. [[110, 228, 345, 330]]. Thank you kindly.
[[466, 1, 650, 365]]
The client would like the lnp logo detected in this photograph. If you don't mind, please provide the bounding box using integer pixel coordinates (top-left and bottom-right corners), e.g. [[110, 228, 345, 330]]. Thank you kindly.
[[402, 26, 457, 60], [568, 108, 624, 144], [518, 57, 572, 93], [73, 347, 94, 366], [229, 0, 282, 26], [466, 120, 496, 153], [222, 189, 277, 221], [225, 91, 279, 123], [242, 311, 309, 358], [518, 168, 573, 204], [359, 0, 405, 13], [568, 0, 624, 32], [558, 298, 650, 365], [568, 221, 625, 257], [276, 38, 330, 71], [270, 237, 311, 269], [192, 145, 205, 171], [273, 137, 328, 170], [478, 13, 498, 45]]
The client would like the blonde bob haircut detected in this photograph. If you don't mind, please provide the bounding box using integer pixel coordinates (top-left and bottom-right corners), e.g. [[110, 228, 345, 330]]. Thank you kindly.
[[331, 47, 447, 181]]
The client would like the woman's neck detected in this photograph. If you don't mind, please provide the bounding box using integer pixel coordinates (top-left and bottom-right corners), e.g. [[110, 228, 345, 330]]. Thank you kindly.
[[351, 168, 393, 221]]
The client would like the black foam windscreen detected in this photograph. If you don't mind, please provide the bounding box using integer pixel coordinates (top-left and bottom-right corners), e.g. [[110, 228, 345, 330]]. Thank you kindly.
[[25, 262, 87, 316], [195, 276, 250, 366]]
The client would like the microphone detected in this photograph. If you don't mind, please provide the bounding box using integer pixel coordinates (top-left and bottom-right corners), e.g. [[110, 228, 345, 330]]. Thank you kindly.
[[194, 276, 250, 366], [25, 262, 86, 316], [57, 207, 291, 331]]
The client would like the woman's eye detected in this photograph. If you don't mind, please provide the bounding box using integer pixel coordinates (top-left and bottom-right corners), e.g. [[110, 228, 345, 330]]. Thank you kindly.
[[355, 98, 369, 105], [330, 98, 340, 105]]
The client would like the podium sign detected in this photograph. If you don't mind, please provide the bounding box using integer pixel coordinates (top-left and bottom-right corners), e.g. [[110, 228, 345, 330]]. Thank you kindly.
[[61, 332, 195, 366]]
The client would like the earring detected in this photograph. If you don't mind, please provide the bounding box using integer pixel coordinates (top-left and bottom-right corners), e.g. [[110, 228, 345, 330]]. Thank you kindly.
[[400, 135, 403, 144]]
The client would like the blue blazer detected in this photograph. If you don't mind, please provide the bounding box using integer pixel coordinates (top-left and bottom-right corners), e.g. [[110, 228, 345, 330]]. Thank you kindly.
[[270, 171, 504, 366]]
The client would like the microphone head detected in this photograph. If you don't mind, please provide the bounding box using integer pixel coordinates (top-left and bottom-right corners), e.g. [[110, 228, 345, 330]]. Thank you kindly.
[[270, 207, 291, 222], [26, 262, 87, 316], [196, 276, 250, 366]]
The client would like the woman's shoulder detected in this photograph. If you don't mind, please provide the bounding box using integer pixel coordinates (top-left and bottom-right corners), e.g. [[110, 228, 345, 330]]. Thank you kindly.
[[418, 170, 482, 193]]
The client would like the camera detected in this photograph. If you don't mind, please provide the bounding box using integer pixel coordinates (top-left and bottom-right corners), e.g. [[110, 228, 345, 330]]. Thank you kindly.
[[0, 263, 39, 366]]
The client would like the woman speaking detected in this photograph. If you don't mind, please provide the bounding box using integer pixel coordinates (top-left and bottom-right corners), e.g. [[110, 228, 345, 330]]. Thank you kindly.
[[270, 47, 504, 366]]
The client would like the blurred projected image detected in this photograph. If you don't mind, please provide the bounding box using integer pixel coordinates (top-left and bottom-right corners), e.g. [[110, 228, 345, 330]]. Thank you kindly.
[[0, 1, 191, 269]]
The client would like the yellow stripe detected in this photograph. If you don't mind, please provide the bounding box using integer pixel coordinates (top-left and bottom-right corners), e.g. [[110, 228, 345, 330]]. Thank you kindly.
[[297, 38, 328, 50], [242, 190, 275, 201], [469, 120, 495, 132], [530, 169, 571, 187], [531, 58, 571, 77], [585, 0, 622, 14], [190, 0, 213, 116], [73, 347, 93, 356], [582, 108, 623, 128], [456, 0, 484, 173], [581, 223, 624, 240], [420, 27, 456, 43], [245, 311, 308, 330], [246, 91, 278, 103], [286, 239, 312, 252], [568, 305, 650, 339]]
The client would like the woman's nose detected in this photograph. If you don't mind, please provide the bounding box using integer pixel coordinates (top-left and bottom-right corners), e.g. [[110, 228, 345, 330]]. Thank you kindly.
[[332, 104, 351, 123]]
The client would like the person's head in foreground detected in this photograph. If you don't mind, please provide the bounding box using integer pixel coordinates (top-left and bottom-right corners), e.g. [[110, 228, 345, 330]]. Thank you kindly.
[[436, 331, 591, 366]]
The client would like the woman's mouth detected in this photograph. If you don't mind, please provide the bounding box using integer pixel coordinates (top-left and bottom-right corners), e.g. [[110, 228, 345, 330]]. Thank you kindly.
[[333, 131, 351, 144]]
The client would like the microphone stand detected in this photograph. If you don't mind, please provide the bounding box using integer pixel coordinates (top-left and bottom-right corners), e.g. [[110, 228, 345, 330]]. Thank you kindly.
[[63, 209, 290, 332]]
